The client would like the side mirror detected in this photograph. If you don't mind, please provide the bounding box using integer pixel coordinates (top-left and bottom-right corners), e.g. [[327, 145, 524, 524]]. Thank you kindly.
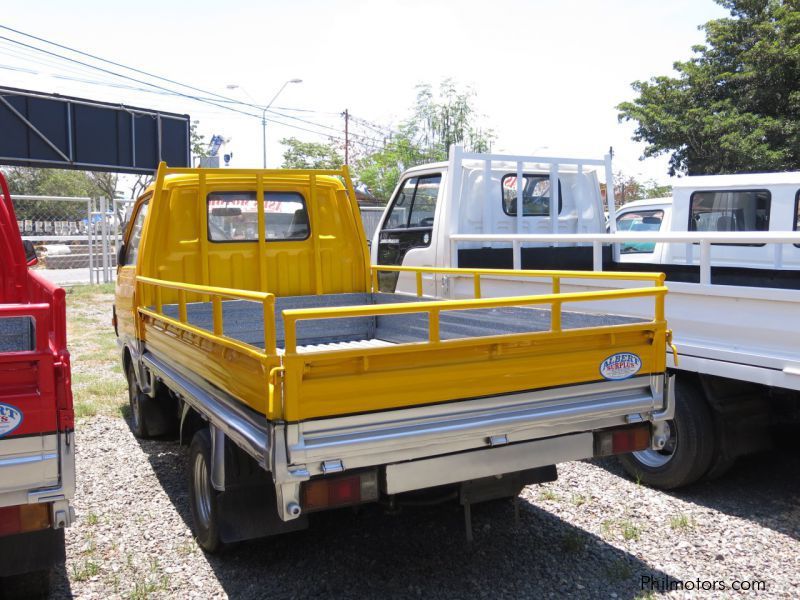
[[117, 243, 127, 267], [23, 240, 37, 266]]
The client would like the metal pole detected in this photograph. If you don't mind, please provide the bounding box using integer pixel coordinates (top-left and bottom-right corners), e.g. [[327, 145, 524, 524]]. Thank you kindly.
[[113, 198, 119, 255], [100, 197, 109, 283], [260, 79, 301, 169], [87, 199, 94, 284], [604, 151, 619, 263], [262, 107, 267, 169], [343, 109, 349, 165]]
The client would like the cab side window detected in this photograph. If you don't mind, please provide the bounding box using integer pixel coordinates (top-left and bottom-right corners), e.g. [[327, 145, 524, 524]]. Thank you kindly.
[[121, 200, 149, 266], [794, 190, 799, 248], [382, 175, 442, 230]]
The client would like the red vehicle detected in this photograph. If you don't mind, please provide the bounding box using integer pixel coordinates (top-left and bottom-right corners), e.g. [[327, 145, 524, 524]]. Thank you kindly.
[[0, 172, 74, 597]]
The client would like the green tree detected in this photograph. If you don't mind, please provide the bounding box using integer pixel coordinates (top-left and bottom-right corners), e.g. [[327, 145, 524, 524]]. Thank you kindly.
[[605, 172, 673, 208], [641, 180, 672, 199], [280, 137, 344, 169], [2, 167, 111, 220], [356, 80, 495, 200], [618, 0, 800, 175], [190, 120, 209, 159]]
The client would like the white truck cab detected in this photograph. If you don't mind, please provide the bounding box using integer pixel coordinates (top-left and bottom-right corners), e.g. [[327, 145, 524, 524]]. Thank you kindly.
[[371, 146, 800, 490], [371, 152, 609, 295], [614, 197, 671, 263]]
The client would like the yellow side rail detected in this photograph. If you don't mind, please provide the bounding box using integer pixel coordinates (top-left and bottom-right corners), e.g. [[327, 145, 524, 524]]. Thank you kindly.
[[136, 266, 668, 361], [282, 266, 668, 355], [136, 276, 277, 359], [371, 264, 666, 298]]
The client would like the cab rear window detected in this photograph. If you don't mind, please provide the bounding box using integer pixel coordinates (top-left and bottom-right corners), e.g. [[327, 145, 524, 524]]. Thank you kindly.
[[501, 174, 562, 216], [207, 192, 309, 242]]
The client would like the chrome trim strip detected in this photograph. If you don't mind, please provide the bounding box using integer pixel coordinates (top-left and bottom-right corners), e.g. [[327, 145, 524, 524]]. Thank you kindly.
[[142, 350, 271, 469], [0, 452, 58, 467]]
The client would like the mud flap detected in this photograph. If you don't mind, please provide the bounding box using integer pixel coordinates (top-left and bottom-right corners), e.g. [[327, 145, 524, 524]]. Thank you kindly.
[[0, 528, 65, 577], [216, 482, 308, 544]]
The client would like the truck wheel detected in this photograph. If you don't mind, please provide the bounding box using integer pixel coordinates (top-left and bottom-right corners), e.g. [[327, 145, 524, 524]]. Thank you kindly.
[[188, 429, 224, 553], [618, 380, 714, 489], [125, 359, 177, 439]]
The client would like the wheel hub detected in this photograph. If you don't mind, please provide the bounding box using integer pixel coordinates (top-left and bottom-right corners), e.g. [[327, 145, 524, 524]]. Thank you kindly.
[[193, 452, 212, 529]]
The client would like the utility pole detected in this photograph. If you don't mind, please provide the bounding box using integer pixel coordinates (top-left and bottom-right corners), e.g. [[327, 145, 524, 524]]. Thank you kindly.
[[342, 109, 350, 165]]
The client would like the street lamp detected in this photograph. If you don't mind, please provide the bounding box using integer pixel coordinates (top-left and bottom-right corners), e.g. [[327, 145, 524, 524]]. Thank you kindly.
[[261, 79, 303, 168], [226, 79, 302, 167]]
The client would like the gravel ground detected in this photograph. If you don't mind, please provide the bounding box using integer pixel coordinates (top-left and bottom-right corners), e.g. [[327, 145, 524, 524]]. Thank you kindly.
[[49, 288, 799, 599], [49, 416, 799, 600]]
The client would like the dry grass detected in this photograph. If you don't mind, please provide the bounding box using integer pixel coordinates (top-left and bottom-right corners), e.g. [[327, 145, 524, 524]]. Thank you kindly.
[[65, 284, 127, 420]]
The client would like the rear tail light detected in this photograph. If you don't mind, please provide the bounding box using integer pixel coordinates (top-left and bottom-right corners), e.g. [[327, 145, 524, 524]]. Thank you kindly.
[[301, 470, 379, 512], [594, 424, 651, 457], [0, 503, 51, 537]]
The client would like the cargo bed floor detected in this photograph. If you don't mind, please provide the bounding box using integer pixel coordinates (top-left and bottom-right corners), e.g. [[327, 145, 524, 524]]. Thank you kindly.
[[158, 292, 643, 352]]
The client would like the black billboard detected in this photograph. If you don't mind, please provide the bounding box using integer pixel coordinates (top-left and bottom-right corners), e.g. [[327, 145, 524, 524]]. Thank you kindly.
[[0, 86, 190, 174]]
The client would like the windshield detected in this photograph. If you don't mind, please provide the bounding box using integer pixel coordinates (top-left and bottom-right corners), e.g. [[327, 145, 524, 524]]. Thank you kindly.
[[616, 209, 663, 254]]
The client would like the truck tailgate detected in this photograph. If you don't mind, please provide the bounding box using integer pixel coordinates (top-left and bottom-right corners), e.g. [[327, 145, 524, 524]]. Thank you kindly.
[[279, 289, 667, 422], [286, 375, 665, 475]]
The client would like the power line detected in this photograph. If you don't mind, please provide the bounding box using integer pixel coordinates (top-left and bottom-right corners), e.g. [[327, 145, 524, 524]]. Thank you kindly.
[[0, 27, 348, 122], [0, 36, 364, 142], [268, 108, 385, 144], [0, 25, 266, 113], [0, 34, 265, 120], [0, 27, 392, 151]]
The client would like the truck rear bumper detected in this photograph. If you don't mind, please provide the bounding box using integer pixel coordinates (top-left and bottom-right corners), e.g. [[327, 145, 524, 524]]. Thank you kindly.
[[0, 434, 60, 500], [384, 432, 592, 494], [0, 432, 76, 530], [287, 374, 668, 476]]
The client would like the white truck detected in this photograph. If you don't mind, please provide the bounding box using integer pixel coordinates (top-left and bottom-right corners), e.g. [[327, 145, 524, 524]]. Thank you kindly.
[[371, 146, 800, 489]]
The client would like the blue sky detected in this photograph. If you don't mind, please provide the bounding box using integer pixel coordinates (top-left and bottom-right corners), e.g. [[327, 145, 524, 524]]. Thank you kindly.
[[2, 0, 729, 185]]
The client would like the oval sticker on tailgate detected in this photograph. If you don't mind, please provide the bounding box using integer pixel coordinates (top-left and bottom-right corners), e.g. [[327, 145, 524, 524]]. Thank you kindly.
[[600, 353, 642, 380], [0, 403, 23, 437]]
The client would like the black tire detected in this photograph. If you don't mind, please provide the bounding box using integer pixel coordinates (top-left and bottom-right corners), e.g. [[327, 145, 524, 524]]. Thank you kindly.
[[188, 429, 224, 553], [1, 569, 51, 599], [124, 358, 177, 439], [618, 380, 715, 489]]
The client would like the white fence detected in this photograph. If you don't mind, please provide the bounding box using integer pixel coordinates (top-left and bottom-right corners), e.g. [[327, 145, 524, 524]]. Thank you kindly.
[[14, 194, 130, 285]]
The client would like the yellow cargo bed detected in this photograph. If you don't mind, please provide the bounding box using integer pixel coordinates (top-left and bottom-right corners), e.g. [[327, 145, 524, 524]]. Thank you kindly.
[[136, 265, 668, 421]]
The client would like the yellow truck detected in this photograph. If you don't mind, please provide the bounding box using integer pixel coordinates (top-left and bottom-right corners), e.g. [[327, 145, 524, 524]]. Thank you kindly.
[[114, 164, 674, 551]]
